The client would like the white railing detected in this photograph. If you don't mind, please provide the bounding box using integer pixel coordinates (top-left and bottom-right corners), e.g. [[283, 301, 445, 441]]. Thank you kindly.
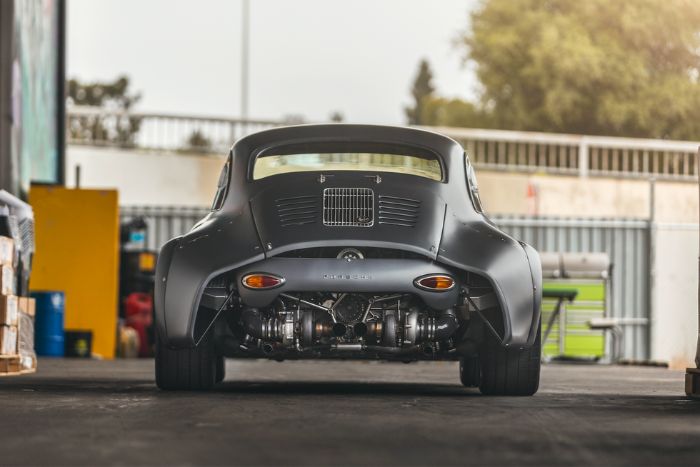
[[68, 106, 700, 181]]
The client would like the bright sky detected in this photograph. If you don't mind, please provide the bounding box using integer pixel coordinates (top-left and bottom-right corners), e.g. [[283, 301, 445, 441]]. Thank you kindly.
[[67, 0, 479, 124]]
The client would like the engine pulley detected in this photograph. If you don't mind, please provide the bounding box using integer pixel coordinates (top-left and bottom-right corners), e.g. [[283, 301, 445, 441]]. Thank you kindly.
[[333, 294, 366, 324]]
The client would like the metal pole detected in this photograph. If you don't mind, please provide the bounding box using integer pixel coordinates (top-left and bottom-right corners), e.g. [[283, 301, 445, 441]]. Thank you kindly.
[[686, 147, 700, 397], [241, 0, 250, 124], [696, 147, 700, 368], [648, 178, 656, 361], [578, 137, 589, 178], [56, 0, 66, 186]]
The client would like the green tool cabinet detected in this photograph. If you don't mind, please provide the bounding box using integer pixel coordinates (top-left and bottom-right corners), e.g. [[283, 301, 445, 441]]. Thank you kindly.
[[540, 253, 610, 360]]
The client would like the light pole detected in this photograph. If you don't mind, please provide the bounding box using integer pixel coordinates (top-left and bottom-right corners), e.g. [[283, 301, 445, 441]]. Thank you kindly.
[[686, 146, 700, 398], [241, 0, 250, 124]]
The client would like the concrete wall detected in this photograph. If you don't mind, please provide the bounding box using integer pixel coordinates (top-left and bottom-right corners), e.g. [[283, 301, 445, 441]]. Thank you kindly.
[[66, 145, 223, 206], [651, 227, 699, 369], [479, 172, 698, 223]]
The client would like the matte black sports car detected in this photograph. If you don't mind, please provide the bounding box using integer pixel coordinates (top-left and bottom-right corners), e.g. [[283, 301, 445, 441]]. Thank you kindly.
[[155, 124, 542, 395]]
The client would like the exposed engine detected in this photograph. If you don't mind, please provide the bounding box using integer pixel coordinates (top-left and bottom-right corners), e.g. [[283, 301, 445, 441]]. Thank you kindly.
[[234, 291, 460, 358]]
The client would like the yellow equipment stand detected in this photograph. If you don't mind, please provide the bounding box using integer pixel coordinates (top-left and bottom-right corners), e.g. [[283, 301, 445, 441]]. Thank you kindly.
[[29, 186, 119, 359]]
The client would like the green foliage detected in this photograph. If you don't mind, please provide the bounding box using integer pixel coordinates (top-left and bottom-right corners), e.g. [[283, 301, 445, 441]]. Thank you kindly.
[[421, 97, 494, 129], [67, 75, 143, 146], [423, 0, 700, 139], [68, 75, 141, 109], [405, 59, 436, 125], [184, 130, 212, 152]]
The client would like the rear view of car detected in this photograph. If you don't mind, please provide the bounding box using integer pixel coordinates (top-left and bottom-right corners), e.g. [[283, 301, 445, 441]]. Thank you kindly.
[[154, 125, 542, 395]]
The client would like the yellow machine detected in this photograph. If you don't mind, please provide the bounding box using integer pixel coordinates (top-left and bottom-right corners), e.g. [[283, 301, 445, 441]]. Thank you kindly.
[[29, 187, 119, 359]]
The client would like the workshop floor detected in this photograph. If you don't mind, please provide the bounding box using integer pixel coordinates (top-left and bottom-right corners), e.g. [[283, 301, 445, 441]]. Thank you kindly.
[[0, 359, 697, 465]]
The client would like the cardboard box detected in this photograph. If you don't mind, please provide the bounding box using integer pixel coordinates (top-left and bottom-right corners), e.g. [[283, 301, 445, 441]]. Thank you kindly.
[[0, 325, 18, 355], [0, 295, 18, 326], [0, 265, 14, 296], [0, 355, 20, 373], [18, 297, 35, 318], [0, 237, 13, 267]]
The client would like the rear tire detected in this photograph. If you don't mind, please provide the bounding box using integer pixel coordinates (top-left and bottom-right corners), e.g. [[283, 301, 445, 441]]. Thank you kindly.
[[459, 356, 480, 387], [478, 321, 541, 396], [155, 334, 217, 390]]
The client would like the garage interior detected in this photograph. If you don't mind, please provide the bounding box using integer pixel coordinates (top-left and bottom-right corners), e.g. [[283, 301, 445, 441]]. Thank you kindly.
[[0, 0, 699, 464]]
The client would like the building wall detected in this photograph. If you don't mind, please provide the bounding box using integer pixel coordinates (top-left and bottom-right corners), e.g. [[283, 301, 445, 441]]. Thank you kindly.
[[68, 145, 699, 224], [651, 227, 699, 368], [66, 145, 224, 207]]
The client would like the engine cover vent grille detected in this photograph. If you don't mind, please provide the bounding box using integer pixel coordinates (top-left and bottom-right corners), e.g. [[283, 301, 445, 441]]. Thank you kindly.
[[378, 196, 420, 228], [322, 188, 374, 227], [276, 195, 318, 227]]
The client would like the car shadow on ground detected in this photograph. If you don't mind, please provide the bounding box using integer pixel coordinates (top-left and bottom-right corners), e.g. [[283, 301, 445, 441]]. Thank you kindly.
[[212, 380, 481, 397]]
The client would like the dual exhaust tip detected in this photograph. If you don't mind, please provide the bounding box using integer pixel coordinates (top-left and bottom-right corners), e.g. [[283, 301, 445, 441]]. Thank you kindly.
[[241, 273, 455, 292]]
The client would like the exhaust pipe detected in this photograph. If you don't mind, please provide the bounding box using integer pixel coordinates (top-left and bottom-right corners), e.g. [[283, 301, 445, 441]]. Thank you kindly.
[[332, 322, 347, 337]]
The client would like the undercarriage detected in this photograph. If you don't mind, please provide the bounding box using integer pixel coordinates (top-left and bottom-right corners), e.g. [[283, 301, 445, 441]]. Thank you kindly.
[[157, 245, 540, 395], [196, 247, 503, 362], [231, 291, 463, 360]]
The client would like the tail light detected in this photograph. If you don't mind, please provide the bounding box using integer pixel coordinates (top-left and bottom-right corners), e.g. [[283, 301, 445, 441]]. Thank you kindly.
[[414, 274, 455, 292], [241, 273, 285, 290]]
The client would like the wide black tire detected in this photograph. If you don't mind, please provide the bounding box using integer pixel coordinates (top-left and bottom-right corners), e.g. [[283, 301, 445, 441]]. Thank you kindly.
[[215, 355, 226, 383], [459, 356, 481, 387], [478, 322, 541, 396], [155, 334, 217, 390]]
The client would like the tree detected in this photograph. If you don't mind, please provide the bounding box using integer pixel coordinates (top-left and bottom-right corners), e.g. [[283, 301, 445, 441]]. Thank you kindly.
[[183, 130, 212, 152], [67, 75, 143, 146], [455, 0, 700, 139], [421, 97, 494, 129], [405, 59, 436, 125]]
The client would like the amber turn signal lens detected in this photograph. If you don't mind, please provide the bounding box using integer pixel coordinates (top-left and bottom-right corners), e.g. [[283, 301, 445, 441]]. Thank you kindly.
[[242, 274, 285, 289], [414, 275, 455, 291]]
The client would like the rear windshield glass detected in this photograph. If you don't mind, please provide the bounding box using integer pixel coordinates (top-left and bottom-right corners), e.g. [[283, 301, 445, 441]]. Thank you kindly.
[[253, 153, 442, 181]]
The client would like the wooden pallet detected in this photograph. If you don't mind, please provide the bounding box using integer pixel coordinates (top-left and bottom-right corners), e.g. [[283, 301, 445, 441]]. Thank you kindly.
[[0, 355, 21, 376]]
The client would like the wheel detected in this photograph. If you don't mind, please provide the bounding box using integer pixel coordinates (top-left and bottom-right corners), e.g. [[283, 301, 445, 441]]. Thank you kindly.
[[215, 355, 226, 383], [478, 321, 541, 396], [459, 355, 480, 387], [155, 334, 217, 390]]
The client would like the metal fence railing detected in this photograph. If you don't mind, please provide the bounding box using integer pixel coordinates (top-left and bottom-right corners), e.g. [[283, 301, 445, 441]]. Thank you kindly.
[[69, 107, 699, 181], [427, 126, 699, 181], [120, 205, 651, 361]]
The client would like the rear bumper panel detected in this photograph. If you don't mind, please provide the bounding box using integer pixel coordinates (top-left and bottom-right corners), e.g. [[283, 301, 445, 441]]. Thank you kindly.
[[235, 257, 460, 310]]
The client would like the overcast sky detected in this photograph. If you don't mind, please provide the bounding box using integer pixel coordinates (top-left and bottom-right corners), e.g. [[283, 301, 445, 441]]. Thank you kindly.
[[67, 0, 478, 124]]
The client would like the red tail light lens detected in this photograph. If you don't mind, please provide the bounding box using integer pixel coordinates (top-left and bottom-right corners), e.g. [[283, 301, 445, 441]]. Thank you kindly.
[[241, 273, 285, 290], [414, 274, 455, 291]]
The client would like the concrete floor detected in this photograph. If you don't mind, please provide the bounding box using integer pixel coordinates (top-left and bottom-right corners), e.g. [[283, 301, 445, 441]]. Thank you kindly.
[[0, 359, 698, 466]]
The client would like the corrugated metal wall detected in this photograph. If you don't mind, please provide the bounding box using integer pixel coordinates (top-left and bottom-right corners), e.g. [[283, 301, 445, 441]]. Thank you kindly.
[[495, 216, 650, 360], [120, 206, 651, 360]]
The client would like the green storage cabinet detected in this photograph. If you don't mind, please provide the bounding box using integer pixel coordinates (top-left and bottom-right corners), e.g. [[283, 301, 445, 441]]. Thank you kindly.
[[540, 253, 610, 360]]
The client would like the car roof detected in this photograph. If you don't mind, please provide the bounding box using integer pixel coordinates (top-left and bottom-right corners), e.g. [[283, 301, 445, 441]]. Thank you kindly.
[[233, 124, 464, 169]]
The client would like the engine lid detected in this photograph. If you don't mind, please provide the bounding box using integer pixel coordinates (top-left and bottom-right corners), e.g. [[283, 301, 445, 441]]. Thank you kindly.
[[249, 172, 446, 260]]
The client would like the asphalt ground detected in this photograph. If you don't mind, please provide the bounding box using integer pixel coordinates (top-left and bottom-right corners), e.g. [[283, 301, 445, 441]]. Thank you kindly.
[[0, 359, 698, 466]]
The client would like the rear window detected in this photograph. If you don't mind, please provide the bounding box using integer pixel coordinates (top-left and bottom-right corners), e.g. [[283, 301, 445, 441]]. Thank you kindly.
[[253, 152, 442, 181]]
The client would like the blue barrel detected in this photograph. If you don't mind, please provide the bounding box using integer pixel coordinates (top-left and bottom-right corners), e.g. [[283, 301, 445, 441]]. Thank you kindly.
[[32, 291, 65, 357]]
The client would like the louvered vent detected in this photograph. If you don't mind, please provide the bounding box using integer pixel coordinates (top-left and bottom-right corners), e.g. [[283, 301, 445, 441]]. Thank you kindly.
[[276, 195, 318, 227], [378, 196, 420, 227], [322, 188, 374, 227]]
